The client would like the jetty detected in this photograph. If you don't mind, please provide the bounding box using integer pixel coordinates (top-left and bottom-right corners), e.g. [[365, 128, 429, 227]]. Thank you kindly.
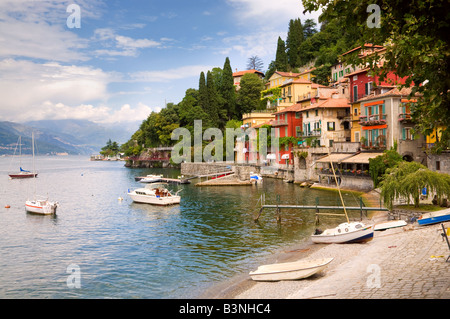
[[134, 176, 191, 184], [253, 194, 389, 222]]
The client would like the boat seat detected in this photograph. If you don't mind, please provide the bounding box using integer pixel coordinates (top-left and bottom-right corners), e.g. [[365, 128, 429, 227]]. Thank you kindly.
[[441, 223, 450, 262]]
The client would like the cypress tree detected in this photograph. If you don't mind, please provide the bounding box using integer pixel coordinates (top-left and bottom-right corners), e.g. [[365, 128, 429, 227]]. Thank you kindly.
[[220, 57, 236, 120], [275, 36, 288, 71], [198, 71, 209, 125], [206, 70, 219, 128], [286, 18, 304, 69]]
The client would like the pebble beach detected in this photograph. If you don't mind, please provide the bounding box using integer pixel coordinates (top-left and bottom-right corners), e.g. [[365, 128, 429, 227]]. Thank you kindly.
[[204, 206, 450, 299]]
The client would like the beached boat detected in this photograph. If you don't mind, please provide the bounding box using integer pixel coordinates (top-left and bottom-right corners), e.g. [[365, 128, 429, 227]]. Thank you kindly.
[[128, 183, 181, 206], [249, 257, 333, 281], [311, 222, 374, 244], [139, 174, 163, 183], [417, 208, 450, 226], [25, 197, 58, 215], [374, 220, 407, 231]]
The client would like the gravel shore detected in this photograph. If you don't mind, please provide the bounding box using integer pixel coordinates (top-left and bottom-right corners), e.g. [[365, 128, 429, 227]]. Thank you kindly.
[[204, 211, 450, 299]]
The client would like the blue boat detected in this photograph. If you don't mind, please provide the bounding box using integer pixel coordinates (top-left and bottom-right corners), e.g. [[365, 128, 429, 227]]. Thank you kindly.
[[417, 208, 450, 226]]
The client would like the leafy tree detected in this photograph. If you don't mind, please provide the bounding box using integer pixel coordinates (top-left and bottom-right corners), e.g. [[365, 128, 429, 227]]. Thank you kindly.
[[302, 18, 318, 39], [368, 145, 403, 188], [381, 161, 450, 209], [236, 73, 265, 117], [247, 55, 264, 72], [100, 139, 120, 157], [302, 0, 450, 153], [206, 70, 220, 128]]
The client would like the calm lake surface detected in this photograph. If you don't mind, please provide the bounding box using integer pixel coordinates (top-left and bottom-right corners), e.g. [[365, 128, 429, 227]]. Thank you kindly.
[[0, 156, 363, 298]]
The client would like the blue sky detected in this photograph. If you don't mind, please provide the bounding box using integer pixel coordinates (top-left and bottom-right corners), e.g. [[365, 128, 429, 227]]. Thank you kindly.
[[0, 0, 319, 131]]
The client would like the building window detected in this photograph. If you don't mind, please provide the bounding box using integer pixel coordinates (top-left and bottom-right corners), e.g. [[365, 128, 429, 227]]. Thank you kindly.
[[306, 111, 309, 118], [327, 122, 335, 131], [355, 132, 360, 143], [402, 128, 413, 140], [295, 112, 300, 119], [354, 108, 358, 116], [365, 82, 372, 96], [329, 140, 334, 147], [436, 161, 441, 170], [353, 86, 358, 102]]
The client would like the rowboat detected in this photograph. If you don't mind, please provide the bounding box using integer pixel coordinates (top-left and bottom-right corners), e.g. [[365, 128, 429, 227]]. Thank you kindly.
[[311, 222, 374, 244], [417, 208, 450, 226], [249, 257, 333, 281], [374, 220, 407, 231]]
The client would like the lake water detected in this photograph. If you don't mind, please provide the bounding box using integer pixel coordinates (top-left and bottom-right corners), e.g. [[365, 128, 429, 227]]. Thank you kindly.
[[0, 156, 363, 298]]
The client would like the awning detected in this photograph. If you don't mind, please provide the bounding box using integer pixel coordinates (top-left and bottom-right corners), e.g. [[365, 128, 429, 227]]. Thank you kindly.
[[316, 153, 354, 163], [281, 154, 290, 159], [341, 152, 384, 164], [266, 154, 276, 160]]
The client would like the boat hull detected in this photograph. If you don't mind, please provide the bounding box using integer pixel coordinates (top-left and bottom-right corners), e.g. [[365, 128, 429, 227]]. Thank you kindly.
[[374, 220, 407, 231], [25, 200, 58, 215], [311, 223, 374, 244], [249, 258, 333, 281], [418, 209, 450, 226], [9, 173, 38, 179], [128, 193, 180, 206]]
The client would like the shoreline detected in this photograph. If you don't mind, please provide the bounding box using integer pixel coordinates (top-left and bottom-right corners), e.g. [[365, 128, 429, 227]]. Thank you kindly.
[[201, 189, 450, 299]]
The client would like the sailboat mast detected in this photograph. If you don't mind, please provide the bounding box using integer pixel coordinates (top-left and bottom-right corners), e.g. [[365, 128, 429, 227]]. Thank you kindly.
[[328, 148, 349, 223]]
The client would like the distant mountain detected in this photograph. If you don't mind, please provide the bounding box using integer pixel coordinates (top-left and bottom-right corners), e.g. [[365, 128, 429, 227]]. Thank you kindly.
[[0, 120, 135, 155]]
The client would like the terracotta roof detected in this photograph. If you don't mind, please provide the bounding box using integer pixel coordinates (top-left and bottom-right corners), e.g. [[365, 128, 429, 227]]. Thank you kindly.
[[274, 71, 301, 77], [358, 87, 418, 102], [299, 67, 316, 75], [280, 79, 313, 87], [272, 103, 303, 115], [341, 44, 384, 57], [233, 69, 265, 77], [311, 83, 329, 88], [298, 98, 350, 112]]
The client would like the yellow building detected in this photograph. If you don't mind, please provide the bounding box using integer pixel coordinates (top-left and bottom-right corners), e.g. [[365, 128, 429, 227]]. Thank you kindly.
[[297, 67, 316, 81], [242, 111, 275, 128], [350, 102, 362, 143]]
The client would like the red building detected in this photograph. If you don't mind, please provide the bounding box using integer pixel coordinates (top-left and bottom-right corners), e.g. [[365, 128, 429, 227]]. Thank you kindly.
[[347, 67, 408, 102], [272, 104, 303, 165]]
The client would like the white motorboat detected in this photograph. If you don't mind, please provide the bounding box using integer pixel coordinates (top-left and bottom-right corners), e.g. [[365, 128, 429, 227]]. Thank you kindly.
[[311, 222, 374, 244], [249, 257, 333, 281], [25, 198, 58, 215], [128, 183, 181, 206], [139, 174, 163, 183]]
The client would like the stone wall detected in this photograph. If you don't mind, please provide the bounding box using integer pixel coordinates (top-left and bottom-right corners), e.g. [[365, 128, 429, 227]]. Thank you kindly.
[[180, 162, 233, 176], [428, 151, 450, 174]]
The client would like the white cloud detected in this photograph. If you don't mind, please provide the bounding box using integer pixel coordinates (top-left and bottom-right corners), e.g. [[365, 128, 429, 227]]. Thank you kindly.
[[130, 65, 216, 83], [0, 58, 116, 122], [92, 28, 162, 57]]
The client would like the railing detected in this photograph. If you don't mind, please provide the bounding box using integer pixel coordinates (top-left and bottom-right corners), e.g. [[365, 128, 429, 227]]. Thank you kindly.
[[271, 118, 288, 126], [298, 130, 321, 137], [359, 114, 387, 126], [398, 113, 412, 121], [317, 168, 370, 177]]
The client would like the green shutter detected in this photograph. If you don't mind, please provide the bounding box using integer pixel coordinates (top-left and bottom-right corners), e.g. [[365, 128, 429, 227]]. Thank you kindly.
[[402, 128, 406, 140]]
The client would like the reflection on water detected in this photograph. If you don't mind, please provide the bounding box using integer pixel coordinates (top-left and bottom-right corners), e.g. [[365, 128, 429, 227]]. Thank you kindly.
[[0, 156, 363, 298]]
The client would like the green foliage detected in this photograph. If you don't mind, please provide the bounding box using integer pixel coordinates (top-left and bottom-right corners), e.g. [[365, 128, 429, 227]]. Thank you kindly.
[[380, 161, 450, 209], [236, 73, 265, 117], [100, 139, 119, 157], [368, 147, 403, 188], [275, 37, 288, 71]]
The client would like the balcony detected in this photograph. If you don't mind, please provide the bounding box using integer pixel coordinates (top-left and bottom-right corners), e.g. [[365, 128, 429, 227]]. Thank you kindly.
[[271, 118, 288, 126], [359, 114, 387, 126], [298, 130, 321, 137], [398, 113, 412, 122]]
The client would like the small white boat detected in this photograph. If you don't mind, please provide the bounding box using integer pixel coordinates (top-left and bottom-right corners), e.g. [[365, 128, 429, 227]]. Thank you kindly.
[[128, 183, 181, 206], [139, 174, 163, 183], [374, 220, 407, 231], [418, 208, 450, 226], [25, 198, 58, 215], [249, 257, 333, 281], [311, 222, 374, 244]]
